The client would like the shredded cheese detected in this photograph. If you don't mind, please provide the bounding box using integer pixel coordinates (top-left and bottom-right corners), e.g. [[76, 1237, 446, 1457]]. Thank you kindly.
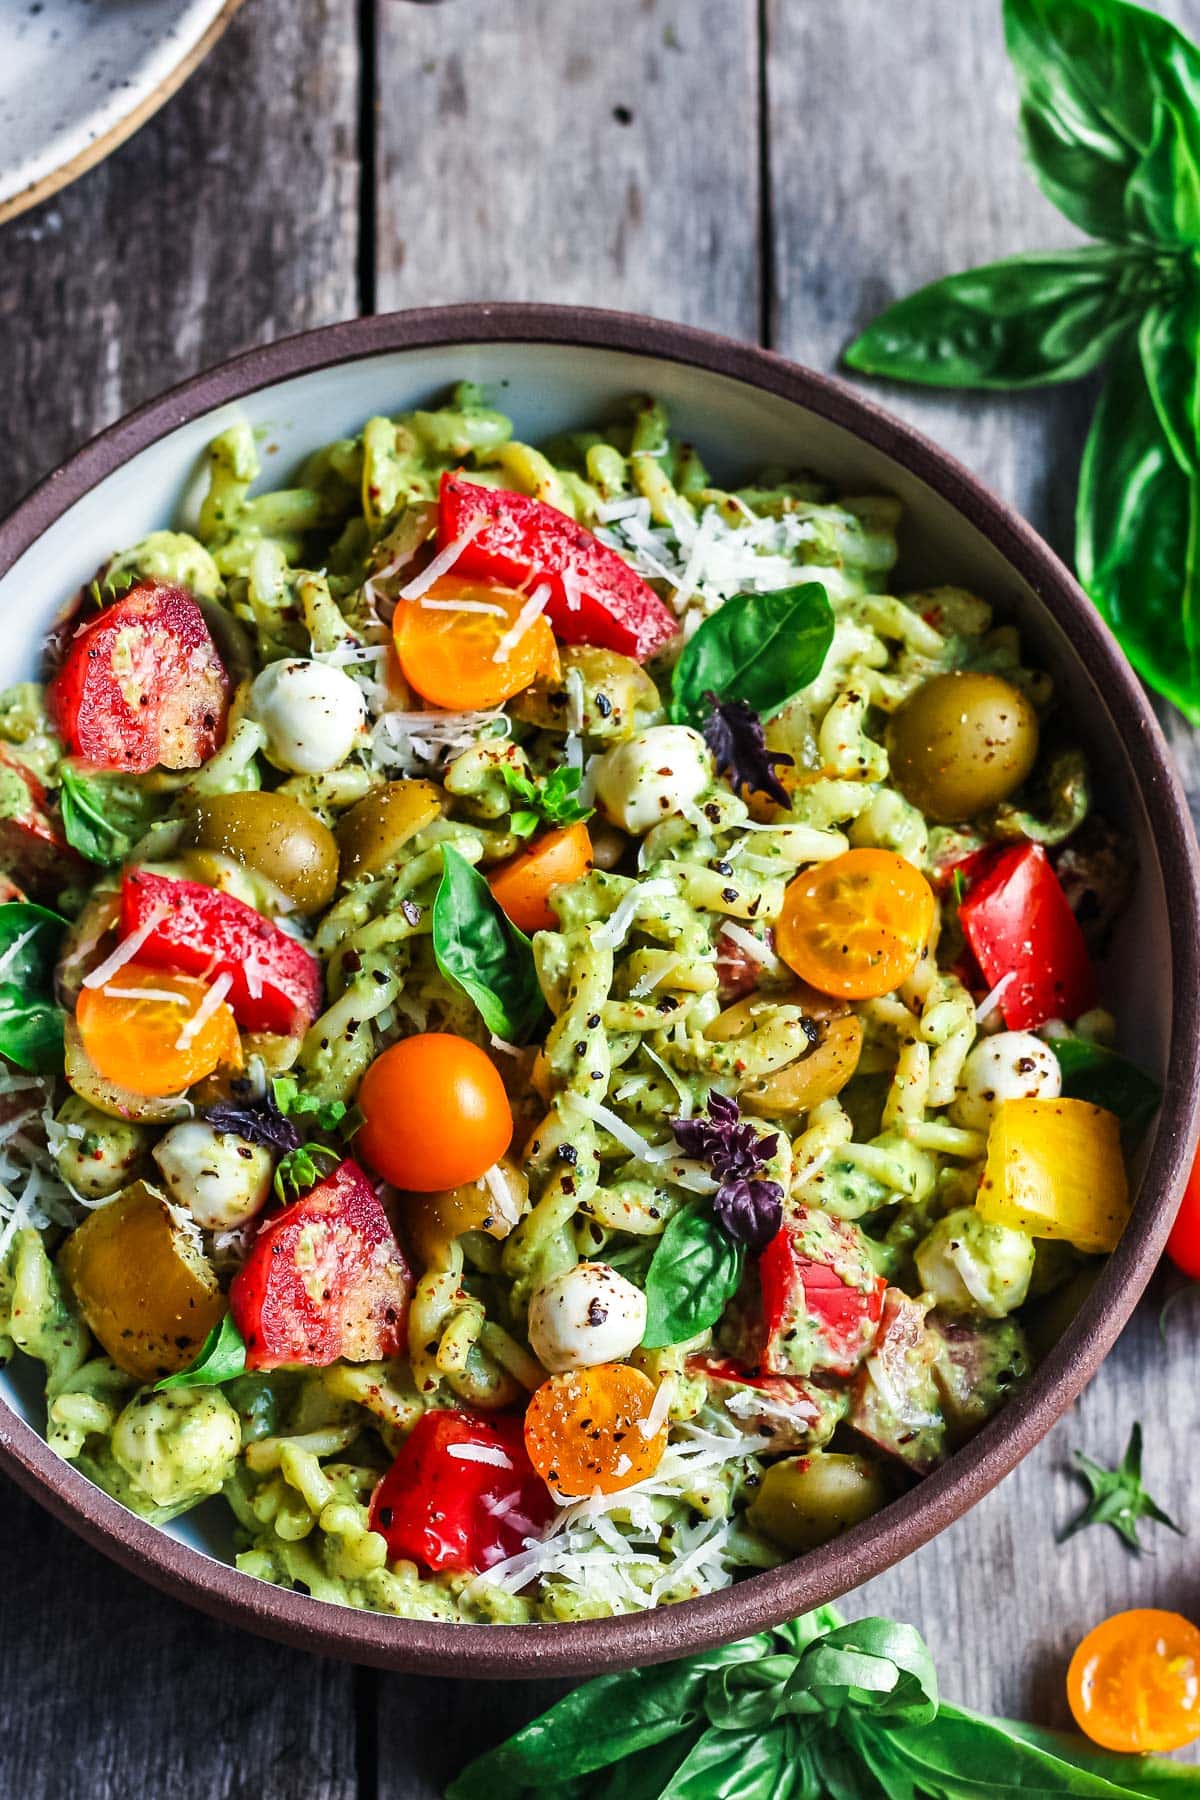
[[174, 971, 234, 1052], [491, 582, 552, 664], [719, 922, 782, 974], [398, 519, 483, 600], [975, 970, 1015, 1023], [447, 1443, 514, 1470], [595, 878, 674, 951], [573, 1094, 675, 1163]]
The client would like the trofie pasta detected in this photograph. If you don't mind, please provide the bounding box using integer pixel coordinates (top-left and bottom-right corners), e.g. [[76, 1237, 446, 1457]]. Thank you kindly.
[[0, 387, 1152, 1622]]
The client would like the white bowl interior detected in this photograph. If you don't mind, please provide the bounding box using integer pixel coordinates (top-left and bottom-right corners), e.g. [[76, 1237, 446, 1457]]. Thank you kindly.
[[0, 340, 1165, 1572]]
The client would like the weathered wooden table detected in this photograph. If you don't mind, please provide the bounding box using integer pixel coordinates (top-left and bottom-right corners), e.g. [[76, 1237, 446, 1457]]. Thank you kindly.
[[1, 2, 1198, 1793]]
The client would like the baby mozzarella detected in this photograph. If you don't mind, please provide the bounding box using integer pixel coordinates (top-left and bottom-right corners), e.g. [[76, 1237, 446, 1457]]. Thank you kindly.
[[152, 1120, 273, 1231], [593, 725, 713, 836], [250, 657, 367, 775], [527, 1262, 647, 1373], [950, 1030, 1061, 1132]]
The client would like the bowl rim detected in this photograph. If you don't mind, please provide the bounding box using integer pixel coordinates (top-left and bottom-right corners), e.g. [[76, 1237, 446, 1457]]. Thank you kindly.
[[1, 301, 1197, 1679]]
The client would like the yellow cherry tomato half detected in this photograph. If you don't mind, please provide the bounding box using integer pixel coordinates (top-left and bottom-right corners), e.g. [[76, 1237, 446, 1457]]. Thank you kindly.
[[75, 963, 242, 1098], [393, 575, 560, 711], [1067, 1609, 1200, 1753], [488, 823, 594, 933], [524, 1363, 668, 1497], [775, 848, 935, 1000], [354, 1032, 514, 1192]]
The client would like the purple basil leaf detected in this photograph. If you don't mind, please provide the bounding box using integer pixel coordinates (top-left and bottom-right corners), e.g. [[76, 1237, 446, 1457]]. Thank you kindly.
[[206, 1086, 302, 1154], [670, 1092, 778, 1182], [713, 1177, 784, 1250], [701, 694, 794, 807]]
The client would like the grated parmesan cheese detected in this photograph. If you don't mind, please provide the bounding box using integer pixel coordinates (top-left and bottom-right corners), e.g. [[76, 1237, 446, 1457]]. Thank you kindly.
[[491, 583, 552, 664], [82, 904, 170, 990], [447, 1443, 514, 1470], [719, 922, 782, 974], [174, 971, 234, 1052], [975, 970, 1015, 1024], [594, 878, 674, 952], [573, 1094, 675, 1163], [398, 519, 483, 600]]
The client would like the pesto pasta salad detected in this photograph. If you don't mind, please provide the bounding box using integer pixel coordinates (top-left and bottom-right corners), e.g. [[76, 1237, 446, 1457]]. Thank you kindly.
[[0, 387, 1157, 1624]]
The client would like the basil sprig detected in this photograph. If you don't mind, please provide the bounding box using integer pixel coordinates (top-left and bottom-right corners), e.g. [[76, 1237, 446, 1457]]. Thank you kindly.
[[843, 0, 1200, 722], [641, 1206, 744, 1348], [669, 582, 834, 729], [448, 1605, 1200, 1799], [1059, 1421, 1183, 1551], [432, 845, 546, 1043], [0, 901, 68, 1073], [57, 763, 163, 868], [155, 1313, 247, 1392]]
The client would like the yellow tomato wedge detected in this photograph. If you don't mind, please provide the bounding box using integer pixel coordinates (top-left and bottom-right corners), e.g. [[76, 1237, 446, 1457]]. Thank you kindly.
[[393, 575, 560, 710], [976, 1096, 1129, 1253], [75, 963, 242, 1099]]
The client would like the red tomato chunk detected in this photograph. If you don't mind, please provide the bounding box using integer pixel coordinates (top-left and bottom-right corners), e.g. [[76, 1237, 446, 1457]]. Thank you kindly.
[[438, 474, 678, 664], [368, 1409, 556, 1576], [49, 582, 230, 774], [0, 748, 85, 901], [120, 868, 322, 1037], [959, 841, 1097, 1029], [758, 1208, 886, 1379], [230, 1158, 412, 1370]]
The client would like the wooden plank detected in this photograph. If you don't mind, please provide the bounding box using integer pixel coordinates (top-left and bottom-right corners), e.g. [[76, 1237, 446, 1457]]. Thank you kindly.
[[0, 0, 361, 515], [373, 0, 761, 335], [0, 4, 363, 1797], [767, 0, 1200, 1736]]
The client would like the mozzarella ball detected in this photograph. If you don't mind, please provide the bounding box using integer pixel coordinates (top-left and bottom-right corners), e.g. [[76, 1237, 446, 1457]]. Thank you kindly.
[[152, 1120, 273, 1231], [914, 1206, 1035, 1318], [593, 726, 713, 836], [250, 657, 367, 775], [52, 1094, 153, 1200], [527, 1262, 647, 1372], [950, 1030, 1062, 1131]]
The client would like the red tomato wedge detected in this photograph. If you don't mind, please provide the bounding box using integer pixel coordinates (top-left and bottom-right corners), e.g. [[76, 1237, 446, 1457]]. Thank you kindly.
[[959, 841, 1097, 1029], [368, 1409, 555, 1575], [1167, 1146, 1200, 1280], [0, 747, 85, 901], [437, 474, 678, 663], [759, 1208, 886, 1379], [230, 1158, 412, 1370], [49, 582, 230, 774], [120, 868, 322, 1037]]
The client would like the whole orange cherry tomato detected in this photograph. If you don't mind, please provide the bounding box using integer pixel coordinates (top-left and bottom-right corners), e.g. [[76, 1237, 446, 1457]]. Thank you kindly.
[[1167, 1144, 1200, 1279], [393, 576, 559, 710], [775, 848, 935, 1000], [355, 1033, 513, 1191], [75, 963, 242, 1097], [524, 1363, 668, 1497], [488, 823, 593, 933], [1067, 1609, 1200, 1753]]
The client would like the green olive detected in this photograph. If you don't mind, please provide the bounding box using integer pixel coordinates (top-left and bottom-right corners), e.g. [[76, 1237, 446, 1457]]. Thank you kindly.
[[511, 645, 663, 739], [188, 791, 339, 914], [336, 779, 442, 882], [886, 671, 1038, 824], [747, 1452, 887, 1553]]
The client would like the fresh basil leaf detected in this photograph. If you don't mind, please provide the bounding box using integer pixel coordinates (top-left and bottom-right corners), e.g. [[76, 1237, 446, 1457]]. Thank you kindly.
[[786, 1620, 939, 1730], [880, 1702, 1159, 1798], [58, 763, 162, 868], [445, 1646, 760, 1798], [1000, 1721, 1200, 1795], [658, 1723, 790, 1800], [432, 845, 546, 1043], [274, 1142, 338, 1203], [844, 248, 1145, 388], [1125, 93, 1200, 245], [1140, 290, 1200, 479], [641, 1207, 743, 1348], [1077, 330, 1200, 724], [1003, 0, 1200, 243], [154, 1313, 247, 1391], [271, 1076, 347, 1133], [1051, 1037, 1161, 1140], [671, 584, 833, 729], [0, 901, 67, 1073]]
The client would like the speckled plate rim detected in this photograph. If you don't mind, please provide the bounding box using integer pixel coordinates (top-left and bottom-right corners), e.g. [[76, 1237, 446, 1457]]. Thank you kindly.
[[1, 303, 1197, 1679], [0, 0, 246, 228]]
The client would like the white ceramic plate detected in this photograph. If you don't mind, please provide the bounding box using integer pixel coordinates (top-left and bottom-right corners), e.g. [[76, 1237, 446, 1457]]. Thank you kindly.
[[0, 0, 244, 224]]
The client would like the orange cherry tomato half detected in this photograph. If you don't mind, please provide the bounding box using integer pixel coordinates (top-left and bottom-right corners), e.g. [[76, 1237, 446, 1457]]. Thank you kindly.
[[1067, 1609, 1200, 1753], [1166, 1144, 1200, 1279], [775, 847, 935, 1000], [488, 823, 594, 933], [75, 962, 242, 1098], [393, 575, 560, 711], [354, 1032, 513, 1192], [524, 1363, 668, 1497]]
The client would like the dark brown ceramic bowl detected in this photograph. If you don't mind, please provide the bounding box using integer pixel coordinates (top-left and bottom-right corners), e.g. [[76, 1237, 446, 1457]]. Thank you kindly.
[[0, 305, 1196, 1678]]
